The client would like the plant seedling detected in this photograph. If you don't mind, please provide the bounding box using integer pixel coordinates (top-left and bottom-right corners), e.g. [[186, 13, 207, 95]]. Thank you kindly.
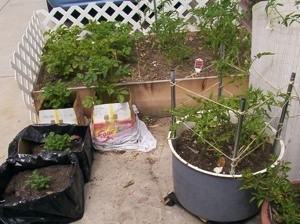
[[41, 80, 73, 109], [151, 1, 191, 64], [25, 170, 51, 190], [43, 132, 74, 152]]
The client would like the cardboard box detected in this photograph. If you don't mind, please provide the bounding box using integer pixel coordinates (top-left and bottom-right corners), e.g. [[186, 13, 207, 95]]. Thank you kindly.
[[37, 93, 85, 125], [92, 102, 135, 141]]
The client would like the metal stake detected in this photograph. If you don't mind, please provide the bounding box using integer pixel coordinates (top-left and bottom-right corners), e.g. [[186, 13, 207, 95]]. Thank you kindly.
[[218, 44, 225, 98], [170, 70, 176, 143], [272, 72, 296, 153], [170, 70, 176, 125], [230, 98, 246, 175], [153, 0, 158, 22]]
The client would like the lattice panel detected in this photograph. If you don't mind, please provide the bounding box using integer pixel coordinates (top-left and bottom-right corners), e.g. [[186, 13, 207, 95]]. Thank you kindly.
[[11, 0, 207, 123], [11, 14, 45, 123], [36, 1, 205, 33]]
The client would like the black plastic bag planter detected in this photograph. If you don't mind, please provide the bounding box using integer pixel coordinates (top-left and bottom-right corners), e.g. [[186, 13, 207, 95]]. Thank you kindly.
[[0, 153, 84, 223], [8, 124, 94, 183]]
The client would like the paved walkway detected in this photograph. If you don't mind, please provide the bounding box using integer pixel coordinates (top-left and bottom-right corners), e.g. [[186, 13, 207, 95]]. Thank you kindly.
[[0, 0, 46, 164]]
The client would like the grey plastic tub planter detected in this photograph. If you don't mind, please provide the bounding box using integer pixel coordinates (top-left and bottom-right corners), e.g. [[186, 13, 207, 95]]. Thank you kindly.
[[167, 123, 285, 222]]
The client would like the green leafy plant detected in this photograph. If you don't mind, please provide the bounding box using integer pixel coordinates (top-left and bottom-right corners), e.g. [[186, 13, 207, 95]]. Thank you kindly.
[[76, 21, 139, 104], [192, 0, 251, 77], [150, 0, 192, 64], [41, 25, 84, 79], [41, 21, 141, 105], [25, 170, 51, 190], [41, 80, 73, 109], [82, 96, 98, 108], [43, 132, 73, 152], [171, 86, 285, 174], [265, 0, 300, 27], [241, 161, 300, 223]]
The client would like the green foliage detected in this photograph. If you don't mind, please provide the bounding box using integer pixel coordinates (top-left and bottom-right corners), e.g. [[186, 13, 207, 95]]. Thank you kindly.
[[76, 21, 139, 104], [84, 21, 139, 62], [82, 96, 98, 108], [43, 132, 73, 152], [150, 0, 192, 64], [171, 86, 284, 166], [192, 0, 251, 77], [25, 170, 51, 190], [41, 25, 83, 79], [41, 21, 141, 104], [241, 161, 300, 223], [265, 0, 300, 27], [41, 80, 72, 109]]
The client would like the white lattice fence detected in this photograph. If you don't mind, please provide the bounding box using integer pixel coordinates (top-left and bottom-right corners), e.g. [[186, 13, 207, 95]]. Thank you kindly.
[[11, 14, 45, 122], [36, 1, 206, 33], [250, 1, 300, 180], [11, 0, 207, 123]]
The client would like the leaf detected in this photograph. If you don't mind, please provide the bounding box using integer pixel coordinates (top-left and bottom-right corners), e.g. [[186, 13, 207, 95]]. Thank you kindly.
[[107, 88, 114, 95], [117, 94, 125, 103]]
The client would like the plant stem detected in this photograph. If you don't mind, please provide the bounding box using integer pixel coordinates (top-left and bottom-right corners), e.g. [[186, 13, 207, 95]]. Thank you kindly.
[[272, 72, 296, 153], [218, 44, 225, 98], [230, 98, 246, 175], [170, 70, 176, 141]]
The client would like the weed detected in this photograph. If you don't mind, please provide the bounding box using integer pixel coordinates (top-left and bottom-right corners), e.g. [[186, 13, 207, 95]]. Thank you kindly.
[[43, 132, 73, 152], [25, 170, 51, 190], [41, 80, 73, 109]]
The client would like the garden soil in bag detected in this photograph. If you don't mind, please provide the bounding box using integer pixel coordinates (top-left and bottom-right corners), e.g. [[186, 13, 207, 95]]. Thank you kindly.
[[8, 124, 94, 183], [0, 153, 84, 223], [92, 103, 157, 152]]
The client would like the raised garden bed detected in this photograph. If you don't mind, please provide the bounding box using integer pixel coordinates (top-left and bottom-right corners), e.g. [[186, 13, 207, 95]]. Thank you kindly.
[[11, 0, 250, 122]]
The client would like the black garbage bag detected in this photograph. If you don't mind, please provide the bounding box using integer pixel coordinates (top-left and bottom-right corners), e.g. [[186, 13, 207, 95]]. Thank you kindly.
[[0, 153, 84, 223], [8, 124, 94, 183]]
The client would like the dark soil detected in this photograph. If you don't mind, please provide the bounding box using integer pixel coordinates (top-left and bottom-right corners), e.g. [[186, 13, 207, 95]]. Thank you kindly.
[[139, 114, 161, 127], [124, 33, 217, 82], [175, 129, 273, 175], [3, 165, 72, 204], [34, 33, 217, 91]]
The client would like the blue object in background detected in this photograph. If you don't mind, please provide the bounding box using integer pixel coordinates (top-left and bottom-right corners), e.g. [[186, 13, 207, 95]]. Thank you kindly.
[[46, 0, 135, 11]]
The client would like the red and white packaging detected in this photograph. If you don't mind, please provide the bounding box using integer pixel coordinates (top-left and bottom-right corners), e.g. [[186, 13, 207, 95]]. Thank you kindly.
[[194, 58, 204, 73]]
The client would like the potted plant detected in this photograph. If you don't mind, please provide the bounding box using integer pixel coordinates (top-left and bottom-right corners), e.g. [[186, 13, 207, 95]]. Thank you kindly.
[[241, 161, 300, 224], [168, 86, 286, 222], [0, 153, 85, 223], [8, 124, 94, 183]]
